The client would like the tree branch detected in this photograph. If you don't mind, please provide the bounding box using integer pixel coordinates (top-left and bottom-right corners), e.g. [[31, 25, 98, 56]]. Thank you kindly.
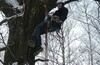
[[0, 59, 4, 65], [0, 33, 17, 60], [0, 47, 7, 52], [64, 0, 78, 4], [34, 59, 49, 63], [0, 11, 24, 25], [0, 4, 25, 25]]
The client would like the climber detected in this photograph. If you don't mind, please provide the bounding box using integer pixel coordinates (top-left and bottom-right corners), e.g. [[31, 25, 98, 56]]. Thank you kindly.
[[30, 0, 69, 55]]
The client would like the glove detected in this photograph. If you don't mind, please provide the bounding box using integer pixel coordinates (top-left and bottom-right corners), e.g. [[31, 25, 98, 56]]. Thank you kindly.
[[56, 29, 60, 32]]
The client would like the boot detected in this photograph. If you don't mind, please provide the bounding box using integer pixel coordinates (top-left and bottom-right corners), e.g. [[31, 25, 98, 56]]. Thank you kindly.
[[29, 40, 35, 48], [33, 44, 43, 56]]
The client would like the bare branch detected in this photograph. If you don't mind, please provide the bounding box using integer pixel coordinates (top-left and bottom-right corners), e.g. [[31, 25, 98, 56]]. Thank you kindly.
[[0, 11, 24, 25], [0, 47, 6, 52], [64, 0, 79, 4], [0, 33, 17, 60], [0, 44, 14, 52], [0, 4, 25, 25], [34, 59, 49, 63], [0, 59, 4, 65]]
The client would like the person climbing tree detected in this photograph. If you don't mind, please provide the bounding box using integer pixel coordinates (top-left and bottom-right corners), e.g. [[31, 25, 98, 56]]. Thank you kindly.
[[29, 0, 77, 56]]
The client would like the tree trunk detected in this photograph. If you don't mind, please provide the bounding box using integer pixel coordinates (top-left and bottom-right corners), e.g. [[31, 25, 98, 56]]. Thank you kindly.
[[0, 0, 57, 65]]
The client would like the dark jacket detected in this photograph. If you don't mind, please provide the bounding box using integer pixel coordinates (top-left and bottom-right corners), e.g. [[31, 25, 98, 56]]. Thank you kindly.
[[51, 7, 68, 29]]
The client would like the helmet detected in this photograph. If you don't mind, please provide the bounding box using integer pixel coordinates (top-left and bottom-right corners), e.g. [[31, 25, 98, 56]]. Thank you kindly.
[[56, 0, 64, 7], [56, 0, 64, 4]]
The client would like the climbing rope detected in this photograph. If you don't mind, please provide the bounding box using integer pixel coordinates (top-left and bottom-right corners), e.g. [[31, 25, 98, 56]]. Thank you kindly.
[[56, 31, 63, 40], [44, 4, 49, 65]]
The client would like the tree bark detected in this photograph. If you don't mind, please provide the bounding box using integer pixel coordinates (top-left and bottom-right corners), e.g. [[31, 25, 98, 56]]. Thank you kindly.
[[0, 0, 57, 65]]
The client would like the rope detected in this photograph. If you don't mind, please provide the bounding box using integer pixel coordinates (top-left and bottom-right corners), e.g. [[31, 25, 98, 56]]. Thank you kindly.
[[56, 28, 65, 45], [45, 28, 48, 65], [44, 4, 49, 65], [44, 5, 48, 14], [56, 31, 63, 40], [43, 4, 48, 47]]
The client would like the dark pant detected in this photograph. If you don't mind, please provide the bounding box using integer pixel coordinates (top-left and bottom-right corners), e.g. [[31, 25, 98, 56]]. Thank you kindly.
[[32, 21, 61, 46]]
